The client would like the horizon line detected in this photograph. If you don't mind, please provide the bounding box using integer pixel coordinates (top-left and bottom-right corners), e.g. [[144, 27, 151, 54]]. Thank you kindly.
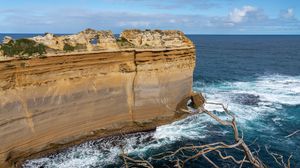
[[1, 32, 300, 36]]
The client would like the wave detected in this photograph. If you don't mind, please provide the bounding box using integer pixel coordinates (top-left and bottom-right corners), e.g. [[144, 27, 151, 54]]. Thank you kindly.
[[194, 74, 300, 123], [23, 74, 300, 168]]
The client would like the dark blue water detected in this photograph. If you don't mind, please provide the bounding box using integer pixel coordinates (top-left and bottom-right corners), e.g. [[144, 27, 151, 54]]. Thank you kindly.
[[4, 34, 299, 168]]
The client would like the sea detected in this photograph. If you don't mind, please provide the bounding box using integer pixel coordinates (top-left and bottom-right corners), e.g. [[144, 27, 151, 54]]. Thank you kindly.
[[1, 34, 300, 168]]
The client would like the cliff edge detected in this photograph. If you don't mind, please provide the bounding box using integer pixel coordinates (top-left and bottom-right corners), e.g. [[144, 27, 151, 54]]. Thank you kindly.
[[0, 29, 196, 167]]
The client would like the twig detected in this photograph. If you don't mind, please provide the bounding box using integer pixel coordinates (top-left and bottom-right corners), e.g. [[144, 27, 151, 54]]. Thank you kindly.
[[239, 156, 247, 168], [203, 153, 220, 168], [285, 130, 300, 138]]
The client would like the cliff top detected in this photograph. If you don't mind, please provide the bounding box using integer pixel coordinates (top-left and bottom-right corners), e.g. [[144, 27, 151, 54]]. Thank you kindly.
[[0, 29, 194, 60]]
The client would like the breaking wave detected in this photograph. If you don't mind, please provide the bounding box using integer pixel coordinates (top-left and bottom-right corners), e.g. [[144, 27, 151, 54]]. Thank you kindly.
[[195, 74, 300, 123]]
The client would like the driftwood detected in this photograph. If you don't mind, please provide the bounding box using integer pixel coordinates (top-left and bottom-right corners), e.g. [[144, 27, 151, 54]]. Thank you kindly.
[[120, 101, 292, 168]]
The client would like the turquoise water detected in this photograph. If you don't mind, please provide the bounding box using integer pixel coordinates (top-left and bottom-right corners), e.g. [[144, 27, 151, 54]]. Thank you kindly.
[[2, 34, 299, 167]]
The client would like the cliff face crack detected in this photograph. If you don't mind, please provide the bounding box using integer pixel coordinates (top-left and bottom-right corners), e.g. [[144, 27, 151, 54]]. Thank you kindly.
[[126, 50, 138, 121], [131, 50, 138, 121]]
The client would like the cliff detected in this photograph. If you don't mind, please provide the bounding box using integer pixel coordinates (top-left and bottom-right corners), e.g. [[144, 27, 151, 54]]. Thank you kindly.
[[0, 29, 196, 167]]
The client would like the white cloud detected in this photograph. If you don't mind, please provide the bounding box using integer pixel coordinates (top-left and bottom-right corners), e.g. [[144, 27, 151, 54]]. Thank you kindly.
[[229, 5, 257, 23], [280, 8, 294, 19], [119, 21, 150, 27], [0, 5, 299, 34], [169, 19, 176, 23]]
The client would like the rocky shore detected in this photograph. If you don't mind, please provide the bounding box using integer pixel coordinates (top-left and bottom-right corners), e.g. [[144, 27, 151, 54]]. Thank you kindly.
[[0, 29, 196, 167]]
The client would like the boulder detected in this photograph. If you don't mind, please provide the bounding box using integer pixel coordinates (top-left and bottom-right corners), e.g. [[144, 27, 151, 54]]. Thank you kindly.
[[191, 93, 205, 109]]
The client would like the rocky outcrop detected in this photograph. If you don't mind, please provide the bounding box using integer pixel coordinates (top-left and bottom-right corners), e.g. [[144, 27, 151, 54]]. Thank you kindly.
[[0, 29, 196, 167], [2, 36, 13, 44], [30, 29, 119, 52], [120, 29, 194, 48]]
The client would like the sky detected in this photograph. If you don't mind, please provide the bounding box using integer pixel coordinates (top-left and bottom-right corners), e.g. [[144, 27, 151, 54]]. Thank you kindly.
[[0, 0, 299, 34]]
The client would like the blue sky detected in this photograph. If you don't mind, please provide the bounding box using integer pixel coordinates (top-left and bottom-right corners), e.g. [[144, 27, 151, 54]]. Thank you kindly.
[[0, 0, 299, 34]]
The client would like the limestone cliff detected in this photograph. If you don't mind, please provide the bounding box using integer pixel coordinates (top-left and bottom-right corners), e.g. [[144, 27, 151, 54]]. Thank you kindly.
[[0, 29, 195, 167]]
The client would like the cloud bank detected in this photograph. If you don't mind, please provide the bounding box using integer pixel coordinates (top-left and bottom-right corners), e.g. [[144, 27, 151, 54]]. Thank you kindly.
[[0, 5, 299, 34]]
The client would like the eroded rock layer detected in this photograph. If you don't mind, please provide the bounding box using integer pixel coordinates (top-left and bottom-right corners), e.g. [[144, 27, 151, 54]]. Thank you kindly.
[[0, 30, 195, 167]]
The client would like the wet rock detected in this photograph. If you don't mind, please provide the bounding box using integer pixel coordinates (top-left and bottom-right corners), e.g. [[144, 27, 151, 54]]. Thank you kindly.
[[191, 93, 205, 109], [233, 93, 260, 106]]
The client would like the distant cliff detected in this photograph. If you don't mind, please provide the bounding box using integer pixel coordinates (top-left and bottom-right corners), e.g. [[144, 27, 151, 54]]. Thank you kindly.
[[0, 29, 195, 167]]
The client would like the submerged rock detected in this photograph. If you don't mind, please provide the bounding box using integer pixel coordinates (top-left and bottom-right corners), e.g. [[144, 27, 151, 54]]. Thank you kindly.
[[232, 93, 260, 106]]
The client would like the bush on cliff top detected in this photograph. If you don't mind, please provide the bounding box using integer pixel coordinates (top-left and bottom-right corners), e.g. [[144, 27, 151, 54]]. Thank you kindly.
[[63, 44, 75, 52], [0, 39, 46, 57]]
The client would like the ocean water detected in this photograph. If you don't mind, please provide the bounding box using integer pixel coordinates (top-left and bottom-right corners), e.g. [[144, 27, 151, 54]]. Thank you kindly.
[[1, 34, 299, 167]]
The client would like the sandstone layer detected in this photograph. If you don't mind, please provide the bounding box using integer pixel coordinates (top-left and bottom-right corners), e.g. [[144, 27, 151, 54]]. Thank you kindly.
[[0, 29, 195, 167]]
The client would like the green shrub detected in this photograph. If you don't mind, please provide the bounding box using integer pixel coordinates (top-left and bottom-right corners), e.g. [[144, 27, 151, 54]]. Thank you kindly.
[[37, 44, 47, 55], [63, 44, 75, 52], [0, 41, 15, 57], [0, 39, 47, 57]]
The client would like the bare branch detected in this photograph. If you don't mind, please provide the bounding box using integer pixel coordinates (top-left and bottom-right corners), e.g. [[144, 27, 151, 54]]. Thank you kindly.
[[119, 99, 291, 168], [203, 153, 220, 168], [215, 150, 250, 164], [285, 130, 300, 138]]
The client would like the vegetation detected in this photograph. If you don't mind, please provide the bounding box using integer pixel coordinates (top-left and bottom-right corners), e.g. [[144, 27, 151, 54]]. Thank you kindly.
[[0, 39, 46, 57], [63, 44, 75, 52], [116, 37, 134, 48]]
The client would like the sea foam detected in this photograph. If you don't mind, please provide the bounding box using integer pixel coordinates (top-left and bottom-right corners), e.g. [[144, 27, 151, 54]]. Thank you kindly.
[[194, 74, 300, 123]]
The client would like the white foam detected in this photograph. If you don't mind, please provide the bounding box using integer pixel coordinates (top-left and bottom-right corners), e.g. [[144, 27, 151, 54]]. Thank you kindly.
[[154, 115, 209, 141], [194, 74, 300, 124]]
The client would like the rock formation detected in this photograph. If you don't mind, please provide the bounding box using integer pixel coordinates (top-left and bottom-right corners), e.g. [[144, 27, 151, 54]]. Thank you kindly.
[[2, 36, 13, 44], [120, 29, 194, 48], [30, 29, 119, 52], [0, 29, 196, 167]]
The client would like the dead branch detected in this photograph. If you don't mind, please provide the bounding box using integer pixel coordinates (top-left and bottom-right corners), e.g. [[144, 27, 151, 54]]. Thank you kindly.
[[287, 155, 293, 168], [204, 102, 264, 168], [215, 149, 250, 164], [203, 153, 220, 168], [120, 99, 292, 168], [239, 156, 247, 168], [285, 130, 300, 138], [265, 145, 293, 168], [121, 153, 153, 168]]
